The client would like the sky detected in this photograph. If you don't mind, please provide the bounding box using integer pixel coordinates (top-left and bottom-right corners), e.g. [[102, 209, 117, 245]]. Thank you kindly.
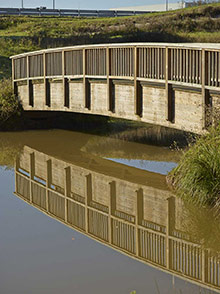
[[0, 0, 188, 10]]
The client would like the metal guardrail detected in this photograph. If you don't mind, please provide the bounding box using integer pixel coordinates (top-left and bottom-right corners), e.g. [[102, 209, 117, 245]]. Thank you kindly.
[[0, 7, 151, 17]]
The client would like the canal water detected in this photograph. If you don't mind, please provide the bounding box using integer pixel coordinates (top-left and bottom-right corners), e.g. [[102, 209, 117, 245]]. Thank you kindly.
[[0, 130, 219, 294]]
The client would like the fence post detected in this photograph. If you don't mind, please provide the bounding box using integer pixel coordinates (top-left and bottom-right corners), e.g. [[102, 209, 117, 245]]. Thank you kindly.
[[134, 47, 142, 117], [202, 49, 209, 129], [44, 52, 50, 107], [201, 249, 208, 283], [46, 160, 52, 212], [62, 50, 69, 108], [166, 196, 175, 269], [107, 47, 114, 112], [64, 167, 71, 222], [83, 48, 90, 109], [12, 58, 18, 96], [29, 153, 35, 203], [27, 55, 33, 107], [12, 58, 15, 89], [165, 47, 173, 122], [109, 181, 116, 243], [85, 173, 92, 233], [136, 188, 143, 257]]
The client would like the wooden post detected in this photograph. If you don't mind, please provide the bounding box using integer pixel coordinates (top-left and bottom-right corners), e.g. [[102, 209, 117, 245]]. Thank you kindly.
[[108, 181, 116, 243], [12, 58, 15, 90], [44, 52, 50, 107], [134, 47, 142, 116], [135, 188, 143, 257], [202, 49, 209, 129], [15, 156, 20, 194], [85, 173, 92, 233], [43, 52, 46, 104], [62, 50, 69, 108], [27, 55, 33, 107], [166, 196, 175, 269], [107, 47, 114, 112], [83, 48, 90, 109], [46, 160, 52, 212], [29, 153, 35, 203], [64, 167, 71, 222], [62, 50, 65, 107], [201, 249, 208, 283], [12, 58, 18, 98], [166, 47, 173, 122]]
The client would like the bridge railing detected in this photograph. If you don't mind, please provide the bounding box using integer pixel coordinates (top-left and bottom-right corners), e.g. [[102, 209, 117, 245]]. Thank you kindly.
[[11, 44, 220, 87]]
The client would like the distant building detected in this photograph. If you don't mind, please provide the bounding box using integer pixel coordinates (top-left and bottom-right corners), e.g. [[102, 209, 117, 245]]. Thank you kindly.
[[111, 2, 192, 12]]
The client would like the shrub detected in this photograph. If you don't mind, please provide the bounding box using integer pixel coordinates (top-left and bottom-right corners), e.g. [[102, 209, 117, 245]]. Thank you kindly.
[[0, 78, 21, 122], [167, 126, 220, 207]]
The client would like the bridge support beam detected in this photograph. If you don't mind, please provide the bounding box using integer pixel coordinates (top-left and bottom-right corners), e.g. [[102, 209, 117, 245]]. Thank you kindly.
[[166, 196, 175, 270], [135, 188, 143, 257], [64, 78, 69, 108], [202, 49, 210, 129], [62, 51, 70, 108], [109, 181, 116, 243], [45, 79, 50, 106], [83, 49, 91, 109], [64, 166, 71, 222], [107, 47, 114, 112], [166, 48, 174, 123], [134, 47, 142, 117]]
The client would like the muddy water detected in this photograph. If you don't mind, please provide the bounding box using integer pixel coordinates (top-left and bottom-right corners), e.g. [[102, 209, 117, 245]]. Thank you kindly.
[[0, 130, 219, 294]]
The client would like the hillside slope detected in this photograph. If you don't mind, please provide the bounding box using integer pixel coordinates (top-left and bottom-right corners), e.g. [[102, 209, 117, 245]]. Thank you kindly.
[[1, 3, 220, 78]]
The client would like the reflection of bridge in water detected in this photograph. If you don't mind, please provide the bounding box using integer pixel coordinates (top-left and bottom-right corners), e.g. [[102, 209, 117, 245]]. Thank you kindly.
[[14, 146, 220, 292]]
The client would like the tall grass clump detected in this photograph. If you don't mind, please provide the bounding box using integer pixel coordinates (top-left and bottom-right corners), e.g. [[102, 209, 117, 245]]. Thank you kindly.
[[0, 78, 21, 123], [167, 125, 220, 207]]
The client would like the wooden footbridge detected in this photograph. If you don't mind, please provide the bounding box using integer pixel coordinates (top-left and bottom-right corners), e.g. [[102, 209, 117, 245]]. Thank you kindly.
[[11, 43, 220, 134]]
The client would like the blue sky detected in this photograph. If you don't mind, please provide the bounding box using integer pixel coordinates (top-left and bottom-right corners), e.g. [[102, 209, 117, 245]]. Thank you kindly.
[[0, 0, 187, 10]]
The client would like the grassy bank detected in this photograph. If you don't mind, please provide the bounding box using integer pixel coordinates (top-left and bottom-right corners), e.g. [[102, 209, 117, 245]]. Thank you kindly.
[[167, 126, 220, 207], [1, 3, 220, 78]]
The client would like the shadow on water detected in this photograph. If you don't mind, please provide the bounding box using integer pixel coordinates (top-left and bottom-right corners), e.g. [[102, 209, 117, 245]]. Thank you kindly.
[[15, 111, 190, 147]]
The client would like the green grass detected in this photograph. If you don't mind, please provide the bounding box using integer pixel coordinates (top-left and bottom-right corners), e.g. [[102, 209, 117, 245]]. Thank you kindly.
[[167, 126, 220, 207]]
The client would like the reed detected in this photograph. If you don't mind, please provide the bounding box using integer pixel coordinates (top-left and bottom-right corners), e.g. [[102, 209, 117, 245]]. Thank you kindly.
[[167, 125, 220, 207]]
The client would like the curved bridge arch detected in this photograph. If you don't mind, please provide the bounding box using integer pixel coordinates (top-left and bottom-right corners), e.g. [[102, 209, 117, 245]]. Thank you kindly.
[[11, 43, 220, 134]]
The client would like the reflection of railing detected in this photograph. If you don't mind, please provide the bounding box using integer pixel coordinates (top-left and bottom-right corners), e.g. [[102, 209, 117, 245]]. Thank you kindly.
[[14, 150, 220, 292]]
